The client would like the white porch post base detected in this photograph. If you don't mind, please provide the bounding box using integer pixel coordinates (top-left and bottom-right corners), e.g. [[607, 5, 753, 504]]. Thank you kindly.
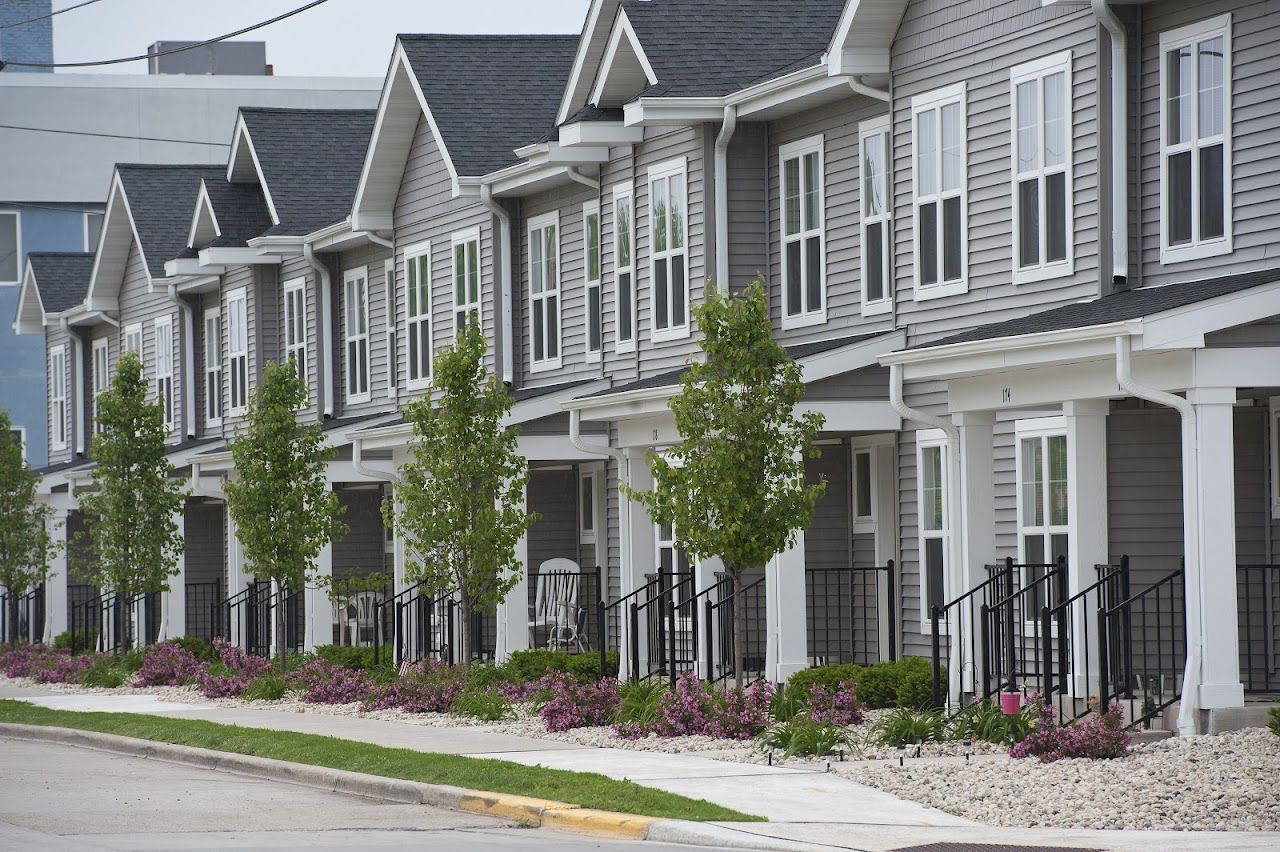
[[1064, 400, 1109, 698], [954, 412, 995, 699], [161, 504, 187, 641], [44, 506, 71, 641], [307, 539, 333, 653], [695, 556, 724, 679], [766, 530, 808, 684], [495, 478, 530, 663]]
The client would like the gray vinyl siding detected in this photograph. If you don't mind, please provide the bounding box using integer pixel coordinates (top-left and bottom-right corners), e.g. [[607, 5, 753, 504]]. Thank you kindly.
[[118, 240, 183, 445], [891, 0, 1102, 347], [278, 256, 319, 421], [727, 122, 769, 291], [332, 487, 389, 582], [1137, 0, 1280, 288], [218, 264, 256, 435], [254, 265, 279, 384], [766, 96, 896, 345], [803, 366, 891, 401], [44, 326, 74, 466], [332, 243, 393, 419], [184, 502, 225, 587], [896, 378, 948, 658], [805, 446, 852, 571]]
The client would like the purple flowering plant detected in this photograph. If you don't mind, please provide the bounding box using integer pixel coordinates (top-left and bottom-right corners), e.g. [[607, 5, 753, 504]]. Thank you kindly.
[[289, 659, 372, 704], [134, 641, 202, 687], [1009, 696, 1130, 762]]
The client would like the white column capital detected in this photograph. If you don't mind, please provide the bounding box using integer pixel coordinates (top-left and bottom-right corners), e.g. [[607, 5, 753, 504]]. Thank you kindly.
[[1062, 399, 1110, 418], [952, 410, 995, 427], [1186, 387, 1237, 406]]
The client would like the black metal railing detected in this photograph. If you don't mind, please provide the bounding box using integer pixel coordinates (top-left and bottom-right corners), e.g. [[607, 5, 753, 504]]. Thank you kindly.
[[700, 571, 766, 683], [1099, 566, 1186, 728], [930, 561, 1015, 708], [631, 570, 696, 686], [980, 556, 1067, 697], [528, 566, 603, 656], [1, 583, 46, 645], [214, 582, 303, 657], [1237, 564, 1278, 693], [806, 563, 896, 666], [125, 590, 161, 648], [604, 575, 660, 682], [72, 591, 116, 653], [1038, 558, 1130, 721], [373, 580, 455, 667], [185, 581, 223, 644]]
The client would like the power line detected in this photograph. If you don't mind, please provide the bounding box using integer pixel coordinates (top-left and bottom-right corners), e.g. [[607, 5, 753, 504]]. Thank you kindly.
[[0, 0, 330, 69], [0, 0, 106, 31], [0, 123, 230, 147]]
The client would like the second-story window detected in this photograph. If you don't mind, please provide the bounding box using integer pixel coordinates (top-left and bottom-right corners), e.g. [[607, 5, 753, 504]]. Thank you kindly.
[[91, 338, 109, 433], [282, 278, 306, 385], [528, 212, 560, 371], [1011, 52, 1073, 283], [649, 158, 688, 341], [1161, 14, 1231, 263], [226, 289, 248, 415], [49, 344, 67, 450], [860, 118, 892, 316], [405, 243, 431, 387], [452, 228, 480, 335], [123, 323, 142, 356], [384, 259, 397, 397], [154, 316, 174, 433], [913, 83, 967, 299], [203, 308, 222, 427], [584, 201, 602, 361], [781, 135, 825, 327], [344, 266, 370, 402], [613, 183, 635, 353]]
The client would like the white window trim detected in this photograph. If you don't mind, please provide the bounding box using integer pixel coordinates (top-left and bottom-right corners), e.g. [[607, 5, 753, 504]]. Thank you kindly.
[[583, 201, 603, 363], [1270, 396, 1280, 520], [225, 288, 248, 416], [0, 210, 20, 286], [1159, 13, 1233, 265], [384, 258, 397, 399], [343, 265, 371, 404], [612, 182, 636, 355], [203, 307, 222, 428], [528, 211, 562, 373], [912, 82, 968, 301], [403, 241, 432, 391], [1010, 51, 1076, 285], [648, 157, 691, 343], [91, 337, 109, 433], [123, 322, 143, 356], [579, 469, 598, 545], [83, 211, 103, 253], [282, 277, 307, 387], [1014, 416, 1070, 630], [451, 226, 482, 338], [49, 344, 67, 450], [9, 426, 27, 461], [916, 428, 949, 632], [859, 117, 893, 317], [779, 135, 827, 329], [851, 446, 876, 534], [154, 315, 175, 434]]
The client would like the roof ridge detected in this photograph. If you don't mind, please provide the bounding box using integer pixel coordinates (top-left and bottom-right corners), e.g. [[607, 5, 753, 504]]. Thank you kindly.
[[27, 251, 95, 258], [117, 163, 224, 171], [240, 106, 376, 115], [397, 33, 577, 41]]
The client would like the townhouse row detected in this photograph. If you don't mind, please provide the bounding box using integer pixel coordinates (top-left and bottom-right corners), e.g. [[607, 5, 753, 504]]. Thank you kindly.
[[13, 0, 1280, 731]]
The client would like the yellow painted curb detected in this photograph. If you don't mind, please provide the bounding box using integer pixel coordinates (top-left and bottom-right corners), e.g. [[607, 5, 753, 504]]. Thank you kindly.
[[458, 792, 569, 825], [542, 806, 654, 839]]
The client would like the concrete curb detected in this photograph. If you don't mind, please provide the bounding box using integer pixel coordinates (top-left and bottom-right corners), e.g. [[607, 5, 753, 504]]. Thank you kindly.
[[0, 723, 825, 849]]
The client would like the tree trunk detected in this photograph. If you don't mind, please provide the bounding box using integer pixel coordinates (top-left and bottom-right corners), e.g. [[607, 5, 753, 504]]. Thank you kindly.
[[730, 565, 745, 691], [457, 593, 470, 668], [276, 585, 287, 674], [7, 592, 18, 650]]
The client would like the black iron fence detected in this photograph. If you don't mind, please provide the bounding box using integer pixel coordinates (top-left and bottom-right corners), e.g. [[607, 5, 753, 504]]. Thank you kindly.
[[374, 580, 454, 667], [700, 571, 766, 683], [0, 583, 45, 644], [806, 563, 895, 666], [214, 582, 303, 657], [1238, 564, 1279, 693], [329, 583, 392, 648], [1039, 558, 1130, 722], [630, 570, 696, 686], [981, 557, 1067, 697], [1099, 566, 1185, 728], [930, 561, 1015, 708], [185, 581, 223, 644], [71, 590, 158, 652]]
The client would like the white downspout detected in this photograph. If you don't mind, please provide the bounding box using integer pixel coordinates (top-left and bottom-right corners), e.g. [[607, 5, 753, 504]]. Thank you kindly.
[[356, 231, 394, 251], [1092, 0, 1130, 283], [66, 322, 85, 456], [167, 283, 196, 440], [352, 435, 399, 484], [848, 76, 890, 103], [480, 185, 514, 385], [302, 243, 334, 419], [714, 105, 737, 292], [1115, 335, 1200, 736]]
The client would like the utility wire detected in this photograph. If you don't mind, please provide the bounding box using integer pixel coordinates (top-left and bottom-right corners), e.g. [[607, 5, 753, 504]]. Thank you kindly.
[[0, 0, 330, 69], [0, 0, 106, 30], [0, 123, 230, 147]]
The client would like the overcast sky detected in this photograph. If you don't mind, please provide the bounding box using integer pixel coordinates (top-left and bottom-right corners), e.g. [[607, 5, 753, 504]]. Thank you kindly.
[[50, 0, 590, 76]]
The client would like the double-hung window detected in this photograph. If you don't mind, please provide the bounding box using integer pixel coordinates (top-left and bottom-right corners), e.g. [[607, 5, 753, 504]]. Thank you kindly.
[[528, 212, 560, 371], [91, 338, 109, 433], [613, 184, 635, 353], [451, 228, 480, 336], [282, 278, 306, 385], [859, 118, 892, 316], [404, 243, 431, 387], [583, 202, 602, 361], [917, 430, 948, 627], [344, 266, 370, 403], [648, 159, 688, 341], [1161, 14, 1231, 263], [49, 344, 67, 450], [203, 308, 222, 426], [913, 83, 967, 299], [226, 289, 248, 414], [123, 323, 143, 356], [154, 316, 175, 432], [781, 136, 825, 327], [1011, 52, 1073, 283], [1016, 420, 1070, 616]]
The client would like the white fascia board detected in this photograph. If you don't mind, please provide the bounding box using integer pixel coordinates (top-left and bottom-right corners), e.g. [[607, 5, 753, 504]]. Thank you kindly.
[[589, 9, 658, 108], [227, 114, 280, 225], [800, 400, 901, 432], [163, 257, 223, 278], [174, 274, 222, 295], [1140, 278, 1280, 350], [728, 64, 834, 117], [542, 142, 612, 166], [558, 120, 645, 147], [623, 98, 726, 126], [198, 247, 279, 266], [187, 180, 220, 247], [826, 0, 908, 76], [800, 330, 905, 383], [13, 264, 46, 335], [555, 0, 607, 126], [86, 172, 141, 307], [483, 162, 580, 198]]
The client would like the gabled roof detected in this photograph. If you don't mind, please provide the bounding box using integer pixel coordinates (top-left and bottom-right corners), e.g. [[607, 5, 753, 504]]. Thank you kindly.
[[231, 107, 376, 237], [194, 178, 273, 248], [27, 253, 95, 314], [116, 164, 226, 279]]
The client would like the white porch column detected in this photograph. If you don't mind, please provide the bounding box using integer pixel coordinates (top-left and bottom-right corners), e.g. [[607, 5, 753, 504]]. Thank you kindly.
[[307, 537, 333, 652], [1064, 400, 1109, 695], [766, 529, 808, 683], [1188, 387, 1245, 709], [694, 555, 724, 679], [954, 412, 996, 591], [160, 504, 188, 641], [225, 505, 244, 645], [495, 477, 531, 663], [620, 449, 654, 680], [43, 506, 71, 641]]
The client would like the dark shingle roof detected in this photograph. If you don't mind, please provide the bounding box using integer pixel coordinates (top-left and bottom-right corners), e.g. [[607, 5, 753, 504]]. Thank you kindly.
[[117, 165, 226, 278], [237, 108, 377, 236], [910, 268, 1280, 351], [200, 179, 273, 247], [399, 35, 578, 175], [27, 253, 94, 314], [622, 0, 846, 97]]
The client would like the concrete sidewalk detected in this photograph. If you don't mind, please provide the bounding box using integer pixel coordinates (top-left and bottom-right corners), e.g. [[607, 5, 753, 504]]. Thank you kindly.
[[4, 683, 1277, 852]]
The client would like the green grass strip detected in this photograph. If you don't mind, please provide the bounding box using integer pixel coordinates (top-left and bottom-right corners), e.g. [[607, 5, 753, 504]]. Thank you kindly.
[[0, 699, 760, 822]]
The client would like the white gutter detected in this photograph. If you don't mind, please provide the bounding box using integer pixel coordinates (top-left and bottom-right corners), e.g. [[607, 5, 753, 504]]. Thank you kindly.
[[848, 76, 890, 102], [714, 105, 737, 292], [302, 243, 334, 419], [480, 184, 515, 384], [167, 283, 197, 440], [1114, 335, 1199, 736], [566, 167, 600, 193], [356, 231, 394, 251], [569, 409, 624, 465], [352, 436, 399, 483], [1092, 1, 1129, 283]]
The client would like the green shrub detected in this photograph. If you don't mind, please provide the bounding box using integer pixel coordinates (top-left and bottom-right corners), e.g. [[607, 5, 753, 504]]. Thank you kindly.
[[451, 689, 512, 721], [614, 680, 666, 728], [948, 699, 1035, 744], [78, 658, 128, 688], [783, 664, 862, 700], [242, 673, 288, 701], [890, 657, 937, 710], [784, 658, 942, 711], [500, 649, 619, 684], [462, 663, 506, 691], [314, 644, 377, 670], [757, 718, 859, 758], [867, 707, 948, 747], [769, 685, 807, 723], [1268, 707, 1279, 738], [566, 650, 619, 682], [169, 635, 217, 663], [52, 632, 74, 651], [118, 647, 147, 673]]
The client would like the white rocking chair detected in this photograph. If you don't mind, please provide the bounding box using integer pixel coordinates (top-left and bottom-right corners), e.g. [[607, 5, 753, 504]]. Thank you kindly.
[[529, 559, 586, 653]]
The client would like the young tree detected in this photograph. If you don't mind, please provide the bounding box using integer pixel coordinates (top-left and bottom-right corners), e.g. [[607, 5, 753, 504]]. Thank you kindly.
[[627, 282, 825, 688], [0, 410, 57, 648], [386, 319, 535, 666], [79, 351, 186, 651], [226, 358, 345, 672]]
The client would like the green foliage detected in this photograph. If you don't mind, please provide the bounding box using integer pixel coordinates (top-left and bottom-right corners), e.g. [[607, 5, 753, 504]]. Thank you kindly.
[[324, 572, 392, 601], [784, 658, 941, 710], [226, 359, 345, 671], [614, 680, 666, 728], [388, 320, 534, 665], [79, 657, 129, 688], [500, 649, 619, 683], [948, 699, 1036, 744], [242, 673, 289, 701], [78, 353, 186, 650], [625, 283, 824, 686], [867, 708, 949, 747], [768, 685, 807, 723], [784, 664, 862, 701], [890, 657, 937, 711], [0, 409, 57, 648], [757, 718, 860, 758], [168, 635, 217, 663], [52, 632, 74, 651], [1268, 707, 1279, 738], [119, 647, 146, 673], [451, 688, 512, 721]]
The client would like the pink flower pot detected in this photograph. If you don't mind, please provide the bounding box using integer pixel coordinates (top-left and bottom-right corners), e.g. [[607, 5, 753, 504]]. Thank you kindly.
[[1000, 691, 1022, 715]]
